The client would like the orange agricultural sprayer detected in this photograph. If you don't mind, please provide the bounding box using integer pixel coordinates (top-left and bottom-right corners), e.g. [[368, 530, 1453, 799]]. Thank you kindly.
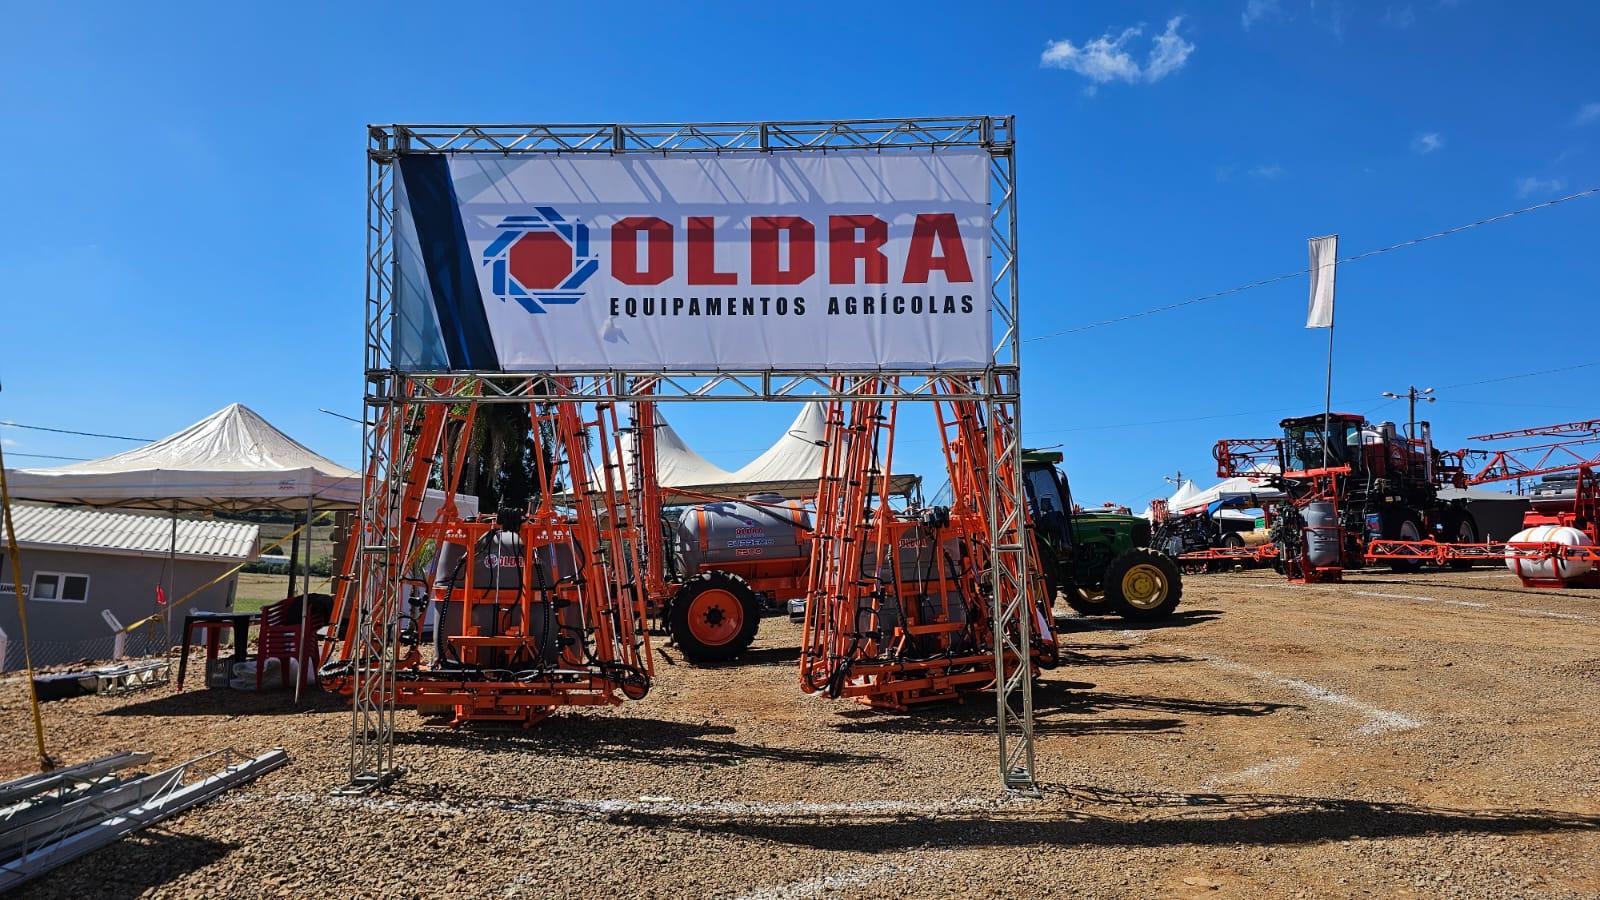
[[321, 387, 652, 726]]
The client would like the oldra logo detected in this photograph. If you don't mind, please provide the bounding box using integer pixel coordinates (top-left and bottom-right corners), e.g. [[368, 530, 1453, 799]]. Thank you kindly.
[[482, 208, 599, 314]]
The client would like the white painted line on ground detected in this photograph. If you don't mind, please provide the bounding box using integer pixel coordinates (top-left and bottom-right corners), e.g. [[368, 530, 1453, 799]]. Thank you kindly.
[[1197, 754, 1305, 792], [1248, 581, 1594, 623], [1348, 589, 1593, 622], [243, 791, 999, 819], [1192, 656, 1422, 735]]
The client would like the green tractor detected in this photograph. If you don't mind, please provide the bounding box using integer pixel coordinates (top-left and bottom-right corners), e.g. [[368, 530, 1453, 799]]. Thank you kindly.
[[1022, 450, 1183, 621]]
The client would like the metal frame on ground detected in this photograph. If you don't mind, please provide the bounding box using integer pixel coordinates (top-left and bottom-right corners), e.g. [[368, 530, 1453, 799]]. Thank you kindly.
[[348, 116, 1033, 793]]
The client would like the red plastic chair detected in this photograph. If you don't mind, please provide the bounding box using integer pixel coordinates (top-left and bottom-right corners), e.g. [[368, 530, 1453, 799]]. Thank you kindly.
[[256, 596, 327, 692]]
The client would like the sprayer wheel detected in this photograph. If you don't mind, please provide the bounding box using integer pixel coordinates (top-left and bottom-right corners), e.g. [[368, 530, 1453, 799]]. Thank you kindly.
[[669, 571, 762, 663]]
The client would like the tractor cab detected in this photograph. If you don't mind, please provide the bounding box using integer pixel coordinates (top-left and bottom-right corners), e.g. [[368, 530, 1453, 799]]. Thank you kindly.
[[1279, 413, 1366, 474], [1021, 450, 1179, 621]]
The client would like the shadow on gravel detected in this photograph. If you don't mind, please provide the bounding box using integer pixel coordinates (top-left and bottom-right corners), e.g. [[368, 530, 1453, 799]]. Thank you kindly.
[[825, 681, 1292, 737], [393, 716, 885, 767], [1059, 609, 1223, 633], [19, 828, 236, 898], [586, 785, 1600, 852], [1058, 648, 1200, 667], [100, 687, 346, 718], [695, 645, 802, 668]]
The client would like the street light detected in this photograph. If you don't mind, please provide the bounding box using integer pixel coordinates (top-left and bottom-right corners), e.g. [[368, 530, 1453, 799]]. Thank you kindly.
[[1381, 386, 1435, 439]]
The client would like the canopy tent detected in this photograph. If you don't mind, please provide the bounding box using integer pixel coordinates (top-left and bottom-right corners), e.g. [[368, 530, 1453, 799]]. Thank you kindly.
[[3, 403, 473, 699], [6, 404, 361, 512], [592, 404, 918, 502]]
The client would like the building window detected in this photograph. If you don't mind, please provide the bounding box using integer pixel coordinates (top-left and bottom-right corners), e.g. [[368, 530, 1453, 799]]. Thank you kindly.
[[32, 572, 89, 604]]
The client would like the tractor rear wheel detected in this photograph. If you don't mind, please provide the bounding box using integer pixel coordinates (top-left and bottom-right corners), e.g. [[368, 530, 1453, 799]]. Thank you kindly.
[[668, 571, 762, 663], [1106, 549, 1183, 621]]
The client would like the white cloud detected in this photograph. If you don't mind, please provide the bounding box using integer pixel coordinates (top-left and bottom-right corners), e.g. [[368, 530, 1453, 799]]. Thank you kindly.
[[1382, 5, 1415, 27], [0, 437, 18, 447], [1575, 102, 1600, 126], [1041, 17, 1195, 87], [1411, 132, 1443, 154], [1516, 176, 1566, 198], [1242, 0, 1281, 28], [1216, 163, 1286, 181]]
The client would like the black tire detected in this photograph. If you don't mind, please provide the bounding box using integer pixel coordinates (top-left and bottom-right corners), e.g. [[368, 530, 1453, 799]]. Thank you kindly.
[[1447, 511, 1479, 570], [1386, 512, 1425, 573], [1105, 548, 1183, 621], [1062, 586, 1113, 616], [668, 571, 762, 663], [1220, 532, 1245, 549]]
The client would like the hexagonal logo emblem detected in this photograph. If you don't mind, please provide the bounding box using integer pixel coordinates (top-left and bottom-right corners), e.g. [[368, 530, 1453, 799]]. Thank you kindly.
[[481, 208, 599, 314]]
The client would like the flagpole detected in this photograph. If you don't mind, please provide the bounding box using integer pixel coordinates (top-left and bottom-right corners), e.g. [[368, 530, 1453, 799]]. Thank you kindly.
[[1307, 234, 1339, 470], [1323, 316, 1334, 470]]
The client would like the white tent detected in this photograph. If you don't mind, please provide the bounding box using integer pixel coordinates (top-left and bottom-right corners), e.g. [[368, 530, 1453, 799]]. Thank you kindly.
[[6, 403, 476, 519], [637, 414, 740, 494], [727, 403, 827, 492], [1166, 479, 1200, 511], [589, 403, 917, 501], [3, 403, 474, 700], [6, 404, 361, 512], [1175, 475, 1284, 516]]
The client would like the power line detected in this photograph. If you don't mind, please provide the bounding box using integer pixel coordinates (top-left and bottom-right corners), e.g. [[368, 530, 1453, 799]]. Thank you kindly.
[[1439, 360, 1599, 389], [1025, 184, 1600, 341], [1023, 358, 1596, 439], [0, 422, 155, 443], [5, 452, 89, 462]]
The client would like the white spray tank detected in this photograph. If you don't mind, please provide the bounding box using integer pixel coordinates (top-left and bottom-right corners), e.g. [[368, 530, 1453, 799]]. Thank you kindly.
[[1505, 525, 1594, 582]]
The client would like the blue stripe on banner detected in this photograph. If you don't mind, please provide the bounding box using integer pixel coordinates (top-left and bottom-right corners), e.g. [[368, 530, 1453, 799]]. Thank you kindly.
[[397, 155, 499, 371]]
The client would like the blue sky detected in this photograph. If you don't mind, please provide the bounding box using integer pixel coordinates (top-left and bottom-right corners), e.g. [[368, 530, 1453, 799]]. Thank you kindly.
[[1, 1, 1595, 509]]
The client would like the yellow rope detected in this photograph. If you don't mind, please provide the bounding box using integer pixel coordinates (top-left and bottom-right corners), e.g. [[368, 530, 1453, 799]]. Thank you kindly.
[[0, 442, 54, 771]]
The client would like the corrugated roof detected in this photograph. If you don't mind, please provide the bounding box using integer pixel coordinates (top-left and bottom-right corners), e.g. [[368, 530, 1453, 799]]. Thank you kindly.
[[0, 503, 259, 562]]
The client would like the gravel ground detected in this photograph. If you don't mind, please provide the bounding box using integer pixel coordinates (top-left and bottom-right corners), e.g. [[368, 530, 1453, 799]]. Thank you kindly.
[[3, 567, 1597, 898]]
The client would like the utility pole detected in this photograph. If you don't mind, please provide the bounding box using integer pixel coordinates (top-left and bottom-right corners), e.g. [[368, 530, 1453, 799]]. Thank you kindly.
[[1381, 386, 1435, 439]]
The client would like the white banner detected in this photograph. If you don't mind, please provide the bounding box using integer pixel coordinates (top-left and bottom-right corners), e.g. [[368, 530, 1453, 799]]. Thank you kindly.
[[1306, 234, 1338, 329], [391, 151, 992, 371]]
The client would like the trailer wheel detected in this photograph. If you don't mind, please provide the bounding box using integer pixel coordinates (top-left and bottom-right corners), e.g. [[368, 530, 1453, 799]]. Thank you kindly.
[[1220, 532, 1245, 549], [669, 571, 762, 663], [1106, 548, 1183, 621], [1387, 514, 1425, 573]]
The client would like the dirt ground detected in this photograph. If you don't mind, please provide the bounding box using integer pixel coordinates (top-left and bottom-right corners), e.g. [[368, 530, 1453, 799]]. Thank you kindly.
[[3, 567, 1597, 899]]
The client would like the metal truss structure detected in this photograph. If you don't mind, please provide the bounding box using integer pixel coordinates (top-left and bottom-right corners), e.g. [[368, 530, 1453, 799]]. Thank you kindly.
[[351, 117, 1031, 793]]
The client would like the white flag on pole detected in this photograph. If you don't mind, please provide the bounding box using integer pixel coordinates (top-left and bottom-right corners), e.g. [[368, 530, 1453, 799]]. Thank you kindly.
[[1306, 234, 1338, 328]]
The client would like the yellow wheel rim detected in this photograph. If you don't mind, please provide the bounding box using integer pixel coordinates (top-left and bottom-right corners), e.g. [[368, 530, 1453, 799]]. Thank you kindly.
[[1071, 587, 1107, 605], [1120, 564, 1168, 610]]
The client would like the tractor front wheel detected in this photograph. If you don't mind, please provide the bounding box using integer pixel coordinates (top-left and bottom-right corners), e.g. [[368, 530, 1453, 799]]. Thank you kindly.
[[1105, 549, 1183, 621], [1062, 586, 1113, 616], [668, 571, 762, 663]]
